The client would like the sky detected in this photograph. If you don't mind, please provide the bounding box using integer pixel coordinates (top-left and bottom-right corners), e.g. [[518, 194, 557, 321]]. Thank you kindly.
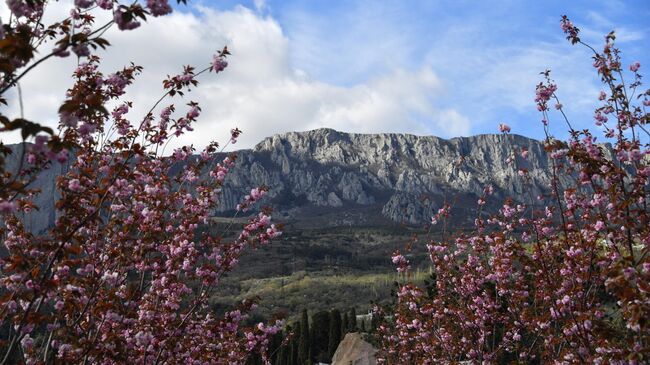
[[1, 0, 649, 150]]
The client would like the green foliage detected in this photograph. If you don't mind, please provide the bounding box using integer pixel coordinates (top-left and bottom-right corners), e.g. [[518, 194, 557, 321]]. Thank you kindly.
[[328, 309, 342, 358], [212, 270, 431, 321], [290, 322, 300, 365], [275, 339, 288, 365], [349, 307, 357, 332], [298, 309, 310, 364], [309, 311, 331, 363], [269, 332, 283, 365]]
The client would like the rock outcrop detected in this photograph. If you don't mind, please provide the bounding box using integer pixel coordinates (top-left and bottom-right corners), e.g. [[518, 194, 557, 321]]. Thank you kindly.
[[217, 128, 555, 225], [331, 332, 377, 365]]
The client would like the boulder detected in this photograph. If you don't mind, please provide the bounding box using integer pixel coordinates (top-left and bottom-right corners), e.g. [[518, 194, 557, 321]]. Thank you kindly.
[[331, 333, 377, 365]]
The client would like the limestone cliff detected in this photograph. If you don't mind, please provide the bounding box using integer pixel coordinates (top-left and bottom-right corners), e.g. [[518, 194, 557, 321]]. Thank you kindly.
[[6, 128, 556, 232]]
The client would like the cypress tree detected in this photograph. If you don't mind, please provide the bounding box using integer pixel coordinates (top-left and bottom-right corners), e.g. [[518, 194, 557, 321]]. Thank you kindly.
[[270, 331, 284, 365], [328, 309, 342, 358], [349, 307, 357, 332], [290, 322, 300, 365], [370, 312, 379, 333], [275, 343, 286, 365], [298, 309, 310, 364], [309, 311, 330, 363], [281, 335, 291, 365], [245, 355, 263, 365], [342, 312, 349, 338], [283, 324, 293, 365]]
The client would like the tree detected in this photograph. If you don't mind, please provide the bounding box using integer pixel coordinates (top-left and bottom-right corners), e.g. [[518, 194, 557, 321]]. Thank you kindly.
[[349, 307, 357, 332], [377, 16, 650, 364], [298, 309, 310, 364], [309, 310, 330, 363], [274, 345, 285, 365], [0, 1, 283, 364], [342, 312, 349, 338], [268, 331, 284, 365], [328, 309, 342, 358], [275, 326, 292, 365], [290, 322, 300, 365]]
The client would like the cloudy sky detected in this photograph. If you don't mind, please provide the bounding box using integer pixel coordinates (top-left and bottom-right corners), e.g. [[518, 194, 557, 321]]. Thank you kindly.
[[2, 0, 649, 150]]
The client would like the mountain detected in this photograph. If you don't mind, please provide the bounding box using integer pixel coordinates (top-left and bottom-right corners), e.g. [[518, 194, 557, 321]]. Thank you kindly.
[[7, 128, 556, 233], [216, 128, 554, 225]]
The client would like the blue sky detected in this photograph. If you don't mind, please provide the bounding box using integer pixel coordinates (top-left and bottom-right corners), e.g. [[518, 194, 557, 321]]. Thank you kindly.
[[2, 0, 649, 149], [220, 0, 650, 140], [197, 0, 650, 142]]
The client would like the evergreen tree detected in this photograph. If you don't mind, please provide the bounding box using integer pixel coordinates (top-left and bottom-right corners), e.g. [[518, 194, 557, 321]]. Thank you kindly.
[[349, 307, 357, 332], [275, 343, 286, 365], [290, 322, 300, 365], [245, 354, 264, 365], [298, 309, 310, 364], [281, 337, 291, 365], [360, 317, 366, 333], [370, 312, 379, 333], [282, 325, 293, 365], [342, 312, 349, 338], [310, 311, 331, 363], [269, 331, 284, 365], [328, 309, 342, 358]]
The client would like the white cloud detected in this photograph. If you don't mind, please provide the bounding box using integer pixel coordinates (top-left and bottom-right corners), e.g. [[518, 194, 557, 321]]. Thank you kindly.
[[253, 0, 268, 13], [581, 10, 645, 44], [0, 4, 468, 151]]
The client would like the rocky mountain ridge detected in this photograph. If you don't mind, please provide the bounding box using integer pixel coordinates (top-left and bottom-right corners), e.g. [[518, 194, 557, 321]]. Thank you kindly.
[[8, 128, 556, 232], [218, 128, 553, 224]]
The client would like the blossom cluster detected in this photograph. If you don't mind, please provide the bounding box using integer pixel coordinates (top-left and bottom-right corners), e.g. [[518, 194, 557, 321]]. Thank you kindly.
[[1, 2, 283, 364], [377, 17, 650, 364]]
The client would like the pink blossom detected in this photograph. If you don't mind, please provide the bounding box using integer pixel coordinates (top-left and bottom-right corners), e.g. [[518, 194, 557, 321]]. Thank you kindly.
[[499, 123, 511, 133], [20, 335, 34, 349], [55, 149, 69, 163], [599, 91, 607, 100], [230, 127, 242, 144], [6, 0, 43, 18], [187, 105, 200, 119], [560, 16, 579, 43], [211, 55, 228, 73], [0, 200, 16, 214], [391, 253, 410, 273], [78, 123, 96, 135], [113, 7, 140, 31], [96, 0, 113, 9], [105, 73, 127, 93], [68, 179, 82, 192], [74, 0, 94, 9], [146, 0, 172, 16], [629, 61, 641, 72]]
